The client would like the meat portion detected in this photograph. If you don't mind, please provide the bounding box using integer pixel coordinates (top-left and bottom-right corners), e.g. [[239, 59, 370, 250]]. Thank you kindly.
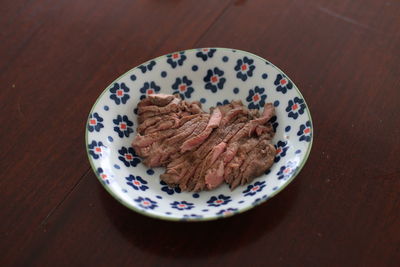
[[180, 107, 222, 153], [131, 94, 277, 192]]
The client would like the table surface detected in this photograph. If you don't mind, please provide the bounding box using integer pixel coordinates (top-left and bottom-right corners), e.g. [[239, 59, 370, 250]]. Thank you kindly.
[[1, 0, 400, 266]]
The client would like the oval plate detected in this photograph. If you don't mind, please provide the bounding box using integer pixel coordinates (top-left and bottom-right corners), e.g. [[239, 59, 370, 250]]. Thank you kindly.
[[86, 48, 313, 221]]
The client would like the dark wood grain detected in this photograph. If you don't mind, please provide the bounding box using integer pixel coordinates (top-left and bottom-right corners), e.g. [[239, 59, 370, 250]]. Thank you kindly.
[[1, 0, 399, 266], [0, 0, 232, 264], [16, 170, 301, 266]]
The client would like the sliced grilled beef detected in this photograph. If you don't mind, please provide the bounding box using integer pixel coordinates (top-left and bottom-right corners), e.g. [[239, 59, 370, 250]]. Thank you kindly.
[[131, 94, 277, 192], [180, 107, 222, 153]]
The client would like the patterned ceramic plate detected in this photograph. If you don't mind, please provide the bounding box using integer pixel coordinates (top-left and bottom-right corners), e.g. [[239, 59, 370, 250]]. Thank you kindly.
[[86, 48, 313, 221]]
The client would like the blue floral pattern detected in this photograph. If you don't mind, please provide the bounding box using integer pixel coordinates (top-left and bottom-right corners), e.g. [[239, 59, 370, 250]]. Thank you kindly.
[[204, 67, 226, 92], [97, 167, 112, 184], [172, 76, 194, 99], [109, 82, 130, 105], [88, 140, 105, 159], [246, 86, 267, 109], [252, 195, 268, 205], [126, 175, 148, 191], [134, 197, 157, 210], [277, 161, 298, 180], [118, 146, 141, 167], [160, 180, 181, 195], [234, 56, 255, 81], [167, 51, 187, 68], [274, 140, 289, 162], [206, 194, 232, 207], [297, 120, 312, 142], [171, 201, 194, 210], [113, 115, 134, 138], [274, 74, 293, 94], [88, 112, 104, 132], [139, 81, 161, 100], [196, 48, 216, 61], [216, 208, 238, 216], [286, 97, 306, 119], [243, 181, 266, 196], [138, 60, 156, 73], [216, 99, 230, 106]]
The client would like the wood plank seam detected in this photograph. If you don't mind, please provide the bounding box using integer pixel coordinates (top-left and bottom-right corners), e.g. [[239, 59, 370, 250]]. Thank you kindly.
[[39, 167, 91, 227]]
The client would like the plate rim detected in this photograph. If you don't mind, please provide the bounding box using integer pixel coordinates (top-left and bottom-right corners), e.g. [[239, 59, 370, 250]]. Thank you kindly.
[[85, 47, 314, 222]]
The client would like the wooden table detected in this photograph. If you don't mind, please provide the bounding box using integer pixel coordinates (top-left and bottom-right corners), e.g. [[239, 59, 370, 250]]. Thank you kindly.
[[1, 0, 399, 266]]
